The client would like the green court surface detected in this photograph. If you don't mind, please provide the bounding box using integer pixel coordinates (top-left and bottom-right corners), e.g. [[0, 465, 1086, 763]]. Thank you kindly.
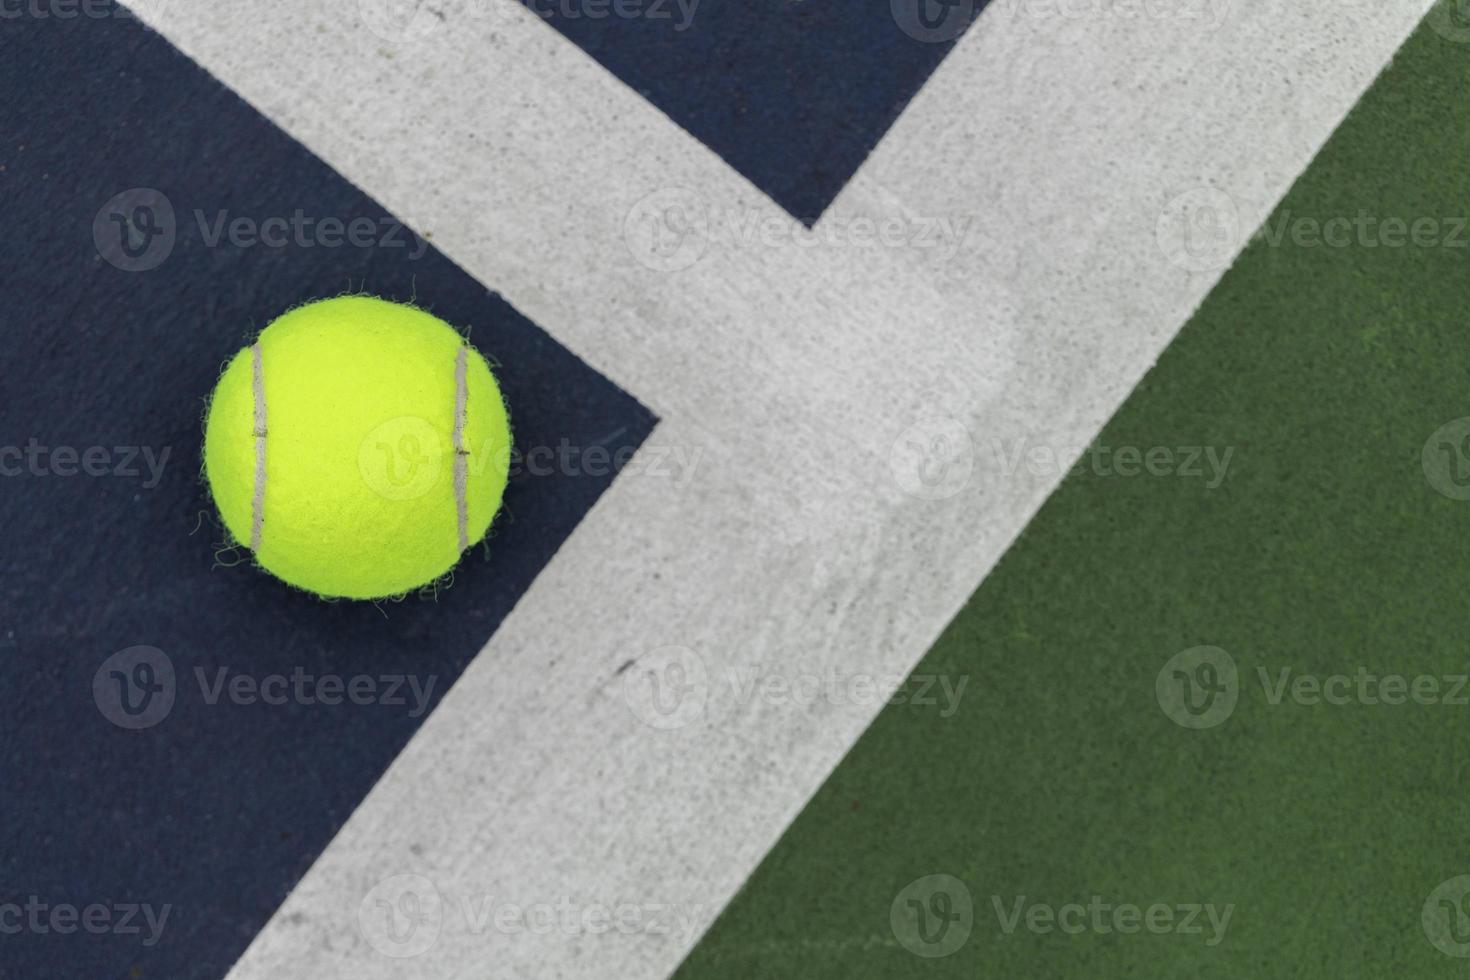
[[677, 8, 1470, 978]]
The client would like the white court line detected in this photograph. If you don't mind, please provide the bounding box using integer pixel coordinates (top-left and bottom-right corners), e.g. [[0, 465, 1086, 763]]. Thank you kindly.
[[120, 1, 1432, 977]]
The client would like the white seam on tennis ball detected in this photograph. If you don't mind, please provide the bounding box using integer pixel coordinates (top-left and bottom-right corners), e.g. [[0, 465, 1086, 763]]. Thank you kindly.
[[250, 341, 268, 552], [453, 345, 469, 552]]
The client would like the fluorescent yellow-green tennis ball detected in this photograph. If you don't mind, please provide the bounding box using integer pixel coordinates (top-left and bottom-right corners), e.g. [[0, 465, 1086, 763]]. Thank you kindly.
[[204, 296, 511, 600]]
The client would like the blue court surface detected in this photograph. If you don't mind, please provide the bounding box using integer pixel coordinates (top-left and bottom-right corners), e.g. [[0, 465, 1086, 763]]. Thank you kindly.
[[1, 2, 1436, 979]]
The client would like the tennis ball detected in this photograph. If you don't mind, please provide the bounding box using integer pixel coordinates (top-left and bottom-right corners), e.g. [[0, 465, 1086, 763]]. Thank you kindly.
[[204, 296, 511, 600]]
